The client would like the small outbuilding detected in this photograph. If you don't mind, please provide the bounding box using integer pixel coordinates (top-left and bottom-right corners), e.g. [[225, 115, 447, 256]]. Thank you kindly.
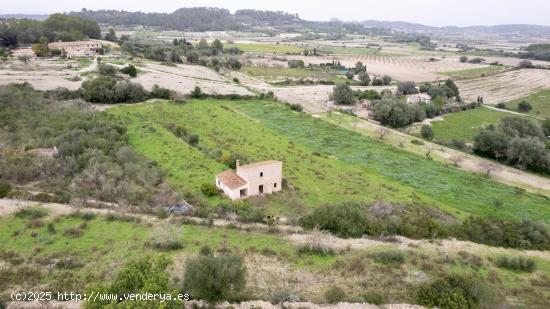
[[215, 160, 282, 200], [48, 40, 102, 58]]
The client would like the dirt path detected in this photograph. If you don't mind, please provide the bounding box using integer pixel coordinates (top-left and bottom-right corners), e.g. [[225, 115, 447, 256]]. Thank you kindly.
[[321, 113, 550, 196]]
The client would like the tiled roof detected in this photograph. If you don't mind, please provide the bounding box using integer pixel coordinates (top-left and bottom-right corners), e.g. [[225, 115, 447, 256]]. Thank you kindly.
[[216, 170, 247, 189]]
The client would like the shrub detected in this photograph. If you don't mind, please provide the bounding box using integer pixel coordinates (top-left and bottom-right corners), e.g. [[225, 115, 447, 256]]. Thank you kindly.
[[97, 64, 118, 76], [0, 180, 11, 198], [201, 183, 219, 197], [420, 125, 434, 140], [362, 292, 385, 305], [15, 207, 48, 219], [371, 78, 384, 86], [183, 246, 246, 303], [63, 227, 83, 238], [358, 72, 370, 86], [120, 64, 137, 77], [397, 81, 418, 95], [496, 102, 507, 109], [289, 103, 303, 112], [148, 222, 184, 251], [226, 57, 242, 70], [47, 223, 56, 234], [373, 250, 406, 265], [299, 201, 369, 238], [150, 84, 175, 100], [517, 100, 533, 112], [494, 256, 536, 272], [187, 133, 199, 146], [85, 257, 181, 308], [324, 286, 346, 304], [233, 77, 239, 83], [416, 274, 483, 308], [190, 86, 203, 98], [332, 84, 355, 105]]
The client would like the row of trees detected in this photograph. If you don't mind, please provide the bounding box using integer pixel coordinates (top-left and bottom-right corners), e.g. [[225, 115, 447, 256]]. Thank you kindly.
[[0, 14, 100, 47], [473, 117, 550, 173], [121, 38, 243, 71], [299, 201, 550, 250], [345, 61, 392, 86]]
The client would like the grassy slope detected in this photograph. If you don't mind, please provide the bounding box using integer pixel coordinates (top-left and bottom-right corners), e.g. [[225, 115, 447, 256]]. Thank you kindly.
[[2, 212, 550, 306], [110, 100, 550, 223], [505, 89, 550, 119], [110, 101, 438, 215], [430, 107, 517, 142]]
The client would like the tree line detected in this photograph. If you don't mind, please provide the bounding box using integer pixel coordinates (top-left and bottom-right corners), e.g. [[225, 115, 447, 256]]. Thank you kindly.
[[0, 13, 100, 48]]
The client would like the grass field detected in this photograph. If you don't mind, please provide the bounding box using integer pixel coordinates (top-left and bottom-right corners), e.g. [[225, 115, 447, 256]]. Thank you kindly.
[[110, 99, 550, 223], [429, 107, 518, 143], [242, 66, 353, 84], [316, 46, 383, 56], [438, 65, 508, 79], [225, 43, 303, 54], [504, 89, 550, 119]]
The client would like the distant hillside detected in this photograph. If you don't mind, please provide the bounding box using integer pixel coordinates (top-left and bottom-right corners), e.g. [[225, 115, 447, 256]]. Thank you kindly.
[[0, 14, 49, 20], [361, 20, 550, 37], [68, 8, 380, 35], [69, 8, 303, 32]]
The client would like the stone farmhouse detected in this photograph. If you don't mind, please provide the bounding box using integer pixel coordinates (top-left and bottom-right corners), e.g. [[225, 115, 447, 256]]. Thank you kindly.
[[215, 160, 282, 200], [406, 93, 432, 104], [48, 40, 102, 58]]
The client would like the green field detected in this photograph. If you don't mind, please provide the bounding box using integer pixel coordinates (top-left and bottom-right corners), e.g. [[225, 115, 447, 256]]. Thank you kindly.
[[429, 107, 517, 142], [438, 65, 508, 79], [110, 99, 550, 223], [242, 66, 352, 84], [225, 43, 303, 54], [505, 89, 550, 119], [316, 46, 382, 56]]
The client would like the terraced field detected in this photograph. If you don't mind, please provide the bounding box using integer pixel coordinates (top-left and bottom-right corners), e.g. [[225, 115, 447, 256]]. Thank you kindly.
[[457, 69, 550, 104], [109, 99, 550, 223]]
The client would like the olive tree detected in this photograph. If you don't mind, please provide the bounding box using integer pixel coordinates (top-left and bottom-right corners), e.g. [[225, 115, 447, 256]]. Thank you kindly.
[[332, 84, 355, 105]]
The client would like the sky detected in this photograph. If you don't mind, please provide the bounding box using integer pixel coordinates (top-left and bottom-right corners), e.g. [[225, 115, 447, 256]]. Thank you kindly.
[[1, 0, 548, 27]]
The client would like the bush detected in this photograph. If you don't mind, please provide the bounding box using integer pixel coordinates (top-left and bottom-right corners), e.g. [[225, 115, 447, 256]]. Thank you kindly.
[[187, 133, 199, 146], [332, 84, 355, 105], [183, 246, 246, 303], [420, 125, 434, 140], [373, 250, 405, 265], [150, 84, 175, 99], [459, 216, 550, 250], [397, 81, 418, 95], [47, 223, 56, 234], [190, 86, 203, 98], [299, 201, 369, 238], [289, 103, 303, 112], [226, 57, 242, 70], [0, 180, 11, 198], [416, 274, 483, 308], [120, 64, 137, 77], [97, 64, 118, 76], [517, 100, 533, 112], [362, 292, 385, 305], [15, 207, 48, 219], [85, 257, 181, 308], [494, 256, 536, 272], [496, 102, 507, 109], [358, 72, 370, 86], [324, 286, 346, 304], [201, 183, 219, 197], [148, 222, 184, 251]]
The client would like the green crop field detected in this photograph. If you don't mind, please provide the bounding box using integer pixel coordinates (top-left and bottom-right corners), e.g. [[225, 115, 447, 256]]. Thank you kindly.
[[429, 107, 517, 142], [504, 89, 550, 119], [242, 66, 352, 84], [110, 99, 550, 223], [225, 43, 303, 54], [438, 65, 508, 79]]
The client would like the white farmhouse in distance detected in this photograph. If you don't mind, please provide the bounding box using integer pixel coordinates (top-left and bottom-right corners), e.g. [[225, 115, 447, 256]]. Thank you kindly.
[[406, 93, 432, 104], [215, 160, 282, 200]]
